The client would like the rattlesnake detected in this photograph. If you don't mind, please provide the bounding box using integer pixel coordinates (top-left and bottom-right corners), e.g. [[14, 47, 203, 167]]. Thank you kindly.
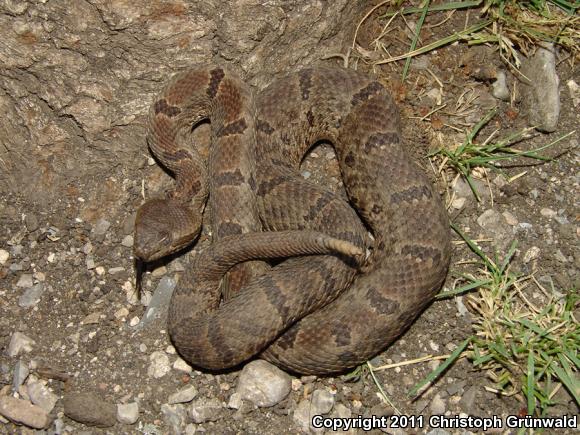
[[134, 64, 451, 374]]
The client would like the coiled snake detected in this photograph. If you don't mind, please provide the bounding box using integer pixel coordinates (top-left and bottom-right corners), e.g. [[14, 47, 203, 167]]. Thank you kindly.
[[134, 65, 451, 374]]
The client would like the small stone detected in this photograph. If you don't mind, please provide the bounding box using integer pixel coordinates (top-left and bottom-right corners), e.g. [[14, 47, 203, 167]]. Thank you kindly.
[[95, 266, 105, 275], [13, 360, 30, 391], [459, 386, 478, 412], [502, 211, 518, 226], [554, 249, 568, 263], [25, 213, 39, 232], [81, 312, 101, 325], [477, 209, 502, 229], [108, 266, 125, 275], [235, 360, 291, 407], [27, 381, 58, 413], [168, 385, 197, 404], [161, 403, 187, 433], [82, 241, 93, 255], [173, 357, 192, 373], [228, 392, 242, 409], [129, 316, 140, 327], [92, 218, 111, 236], [0, 249, 9, 265], [117, 402, 139, 425], [293, 399, 313, 432], [0, 395, 49, 429], [540, 207, 557, 218], [311, 389, 334, 415], [567, 79, 580, 107], [450, 196, 466, 210], [148, 351, 171, 378], [7, 332, 36, 357], [137, 276, 176, 328], [16, 273, 34, 288], [430, 393, 446, 414], [114, 307, 129, 320], [121, 235, 134, 247], [189, 397, 222, 423], [492, 70, 510, 101], [151, 265, 167, 277], [86, 257, 95, 270], [63, 391, 116, 428], [18, 283, 45, 308], [523, 246, 541, 264]]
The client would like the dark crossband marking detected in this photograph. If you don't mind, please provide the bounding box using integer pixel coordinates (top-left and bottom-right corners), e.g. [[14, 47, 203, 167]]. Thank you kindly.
[[298, 69, 313, 100], [207, 67, 225, 99], [351, 81, 383, 106], [154, 99, 181, 117], [216, 118, 247, 138]]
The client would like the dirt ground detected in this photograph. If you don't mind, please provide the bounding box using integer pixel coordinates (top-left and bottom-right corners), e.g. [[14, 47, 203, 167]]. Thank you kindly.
[[1, 2, 578, 435]]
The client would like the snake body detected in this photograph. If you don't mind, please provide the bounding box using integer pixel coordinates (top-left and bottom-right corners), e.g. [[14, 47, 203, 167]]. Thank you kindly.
[[135, 65, 451, 374]]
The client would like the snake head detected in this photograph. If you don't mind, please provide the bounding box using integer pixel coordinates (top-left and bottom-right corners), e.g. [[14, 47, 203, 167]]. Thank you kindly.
[[134, 198, 202, 262]]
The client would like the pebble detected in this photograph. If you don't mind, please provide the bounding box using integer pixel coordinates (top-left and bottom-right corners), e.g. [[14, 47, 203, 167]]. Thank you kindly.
[[148, 351, 171, 378], [540, 207, 557, 218], [151, 265, 168, 277], [523, 246, 541, 263], [459, 385, 478, 412], [502, 211, 518, 226], [189, 397, 222, 423], [63, 391, 117, 428], [86, 257, 95, 270], [491, 70, 510, 101], [235, 360, 292, 407], [92, 218, 111, 236], [520, 44, 560, 132], [450, 196, 466, 210], [161, 403, 187, 433], [114, 307, 129, 320], [121, 235, 134, 247], [567, 79, 580, 107], [138, 276, 176, 328], [173, 357, 193, 373], [0, 395, 49, 429], [168, 385, 197, 404], [311, 389, 335, 415], [13, 360, 29, 391], [293, 399, 314, 432], [18, 283, 45, 308], [108, 266, 125, 275], [7, 332, 36, 357], [0, 249, 9, 265], [227, 392, 242, 409], [117, 402, 139, 425], [27, 381, 58, 413], [16, 273, 34, 288], [25, 213, 40, 232], [430, 393, 446, 414], [477, 209, 501, 229]]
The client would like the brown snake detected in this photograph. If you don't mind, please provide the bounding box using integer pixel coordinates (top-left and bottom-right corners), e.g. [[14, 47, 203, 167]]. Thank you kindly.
[[134, 64, 451, 375]]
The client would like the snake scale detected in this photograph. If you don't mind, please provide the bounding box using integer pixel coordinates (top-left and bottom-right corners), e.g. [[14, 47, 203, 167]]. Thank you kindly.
[[134, 64, 451, 375]]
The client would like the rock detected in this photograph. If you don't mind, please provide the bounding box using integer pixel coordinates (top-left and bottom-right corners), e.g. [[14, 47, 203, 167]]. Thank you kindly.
[[459, 386, 478, 413], [12, 360, 29, 391], [452, 177, 489, 201], [450, 196, 466, 210], [117, 402, 139, 425], [121, 235, 134, 247], [27, 381, 58, 413], [168, 385, 197, 404], [430, 393, 446, 414], [293, 399, 313, 432], [520, 45, 560, 132], [18, 283, 45, 308], [173, 357, 192, 373], [0, 249, 9, 264], [114, 307, 129, 320], [7, 332, 36, 357], [502, 211, 518, 226], [25, 213, 40, 232], [0, 395, 49, 429], [311, 389, 334, 415], [92, 218, 111, 236], [16, 273, 34, 288], [161, 404, 187, 433], [189, 397, 222, 423], [137, 276, 176, 328], [567, 79, 580, 107], [477, 209, 502, 229], [227, 392, 243, 409], [235, 360, 292, 407], [63, 391, 117, 428], [492, 70, 510, 101], [148, 351, 171, 379], [540, 207, 557, 218]]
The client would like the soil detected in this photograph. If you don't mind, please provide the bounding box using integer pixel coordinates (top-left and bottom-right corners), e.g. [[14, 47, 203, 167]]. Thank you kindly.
[[0, 2, 578, 435]]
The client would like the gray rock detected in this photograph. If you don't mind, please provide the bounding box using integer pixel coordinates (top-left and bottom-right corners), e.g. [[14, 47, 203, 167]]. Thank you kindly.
[[430, 393, 446, 414], [0, 395, 50, 429], [235, 360, 292, 407], [459, 386, 478, 412], [520, 45, 560, 132], [27, 381, 58, 413], [121, 235, 134, 247], [25, 213, 40, 232], [161, 403, 187, 434], [137, 276, 176, 328], [311, 389, 334, 415], [13, 359, 30, 391], [92, 218, 111, 236], [492, 70, 510, 101], [293, 399, 314, 432], [7, 331, 36, 357], [63, 391, 116, 428], [117, 402, 139, 425], [168, 385, 197, 404], [16, 273, 34, 288], [189, 397, 222, 423], [227, 392, 243, 409], [148, 351, 171, 379], [18, 283, 45, 308], [0, 249, 9, 264]]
